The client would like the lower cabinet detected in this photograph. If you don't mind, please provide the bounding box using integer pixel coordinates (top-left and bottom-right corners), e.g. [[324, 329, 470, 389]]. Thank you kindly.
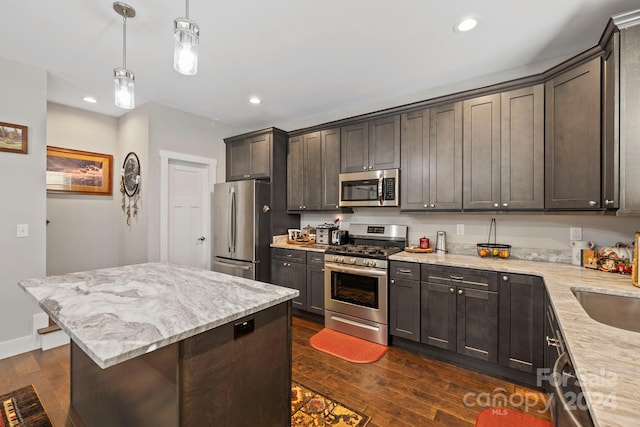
[[498, 272, 544, 373], [420, 265, 499, 363], [270, 248, 324, 314], [389, 261, 421, 342]]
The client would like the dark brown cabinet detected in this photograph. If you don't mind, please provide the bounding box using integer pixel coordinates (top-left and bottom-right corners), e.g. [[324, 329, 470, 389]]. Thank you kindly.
[[288, 128, 341, 211], [400, 102, 463, 211], [545, 58, 602, 209], [287, 132, 322, 211], [602, 31, 620, 210], [463, 86, 543, 210], [389, 261, 421, 342], [271, 248, 324, 314], [498, 273, 544, 374], [420, 265, 499, 363], [341, 115, 400, 173], [226, 132, 271, 181]]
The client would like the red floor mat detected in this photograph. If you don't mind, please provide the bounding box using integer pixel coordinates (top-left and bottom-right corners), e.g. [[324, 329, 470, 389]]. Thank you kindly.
[[475, 408, 552, 427], [309, 328, 388, 363]]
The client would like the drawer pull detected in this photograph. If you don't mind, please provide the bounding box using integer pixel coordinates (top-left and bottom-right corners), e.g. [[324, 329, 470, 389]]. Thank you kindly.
[[450, 275, 464, 280], [398, 268, 413, 273]]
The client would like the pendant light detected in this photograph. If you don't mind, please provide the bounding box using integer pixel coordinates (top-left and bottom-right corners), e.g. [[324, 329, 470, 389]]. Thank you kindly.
[[113, 2, 136, 109], [173, 0, 200, 75]]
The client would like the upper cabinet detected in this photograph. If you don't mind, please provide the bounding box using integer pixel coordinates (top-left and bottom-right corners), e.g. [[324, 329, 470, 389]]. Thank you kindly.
[[401, 102, 462, 211], [341, 115, 400, 173], [225, 128, 288, 182], [602, 31, 619, 210], [462, 86, 544, 211], [287, 128, 342, 211], [545, 58, 602, 209]]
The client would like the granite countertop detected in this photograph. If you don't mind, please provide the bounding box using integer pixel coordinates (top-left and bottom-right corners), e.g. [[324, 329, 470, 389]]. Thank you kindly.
[[390, 251, 640, 427], [18, 262, 298, 369]]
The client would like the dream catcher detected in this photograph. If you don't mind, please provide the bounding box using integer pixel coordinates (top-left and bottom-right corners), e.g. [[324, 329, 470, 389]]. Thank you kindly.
[[120, 152, 141, 225]]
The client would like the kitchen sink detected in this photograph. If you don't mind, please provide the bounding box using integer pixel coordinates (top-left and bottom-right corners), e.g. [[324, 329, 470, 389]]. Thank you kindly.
[[572, 289, 640, 333]]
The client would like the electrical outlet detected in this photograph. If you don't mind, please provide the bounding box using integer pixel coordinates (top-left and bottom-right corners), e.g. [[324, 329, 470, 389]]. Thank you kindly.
[[569, 226, 582, 241], [457, 224, 464, 235]]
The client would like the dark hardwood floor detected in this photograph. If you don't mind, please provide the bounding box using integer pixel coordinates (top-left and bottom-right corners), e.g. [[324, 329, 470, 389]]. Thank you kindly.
[[0, 316, 550, 426]]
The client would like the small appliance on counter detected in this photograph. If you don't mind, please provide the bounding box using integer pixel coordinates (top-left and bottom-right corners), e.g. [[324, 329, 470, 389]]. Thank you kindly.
[[330, 229, 349, 245], [316, 223, 338, 245]]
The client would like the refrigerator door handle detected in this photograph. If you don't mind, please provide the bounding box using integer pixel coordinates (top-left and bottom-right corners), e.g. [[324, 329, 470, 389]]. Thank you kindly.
[[230, 187, 236, 253]]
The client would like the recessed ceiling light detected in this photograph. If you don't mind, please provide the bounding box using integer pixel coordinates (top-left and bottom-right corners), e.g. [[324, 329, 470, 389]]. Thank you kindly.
[[249, 96, 262, 105], [83, 96, 97, 103], [454, 17, 478, 33]]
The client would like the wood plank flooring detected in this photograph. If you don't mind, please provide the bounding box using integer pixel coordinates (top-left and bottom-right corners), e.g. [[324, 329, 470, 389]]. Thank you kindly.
[[0, 316, 550, 426]]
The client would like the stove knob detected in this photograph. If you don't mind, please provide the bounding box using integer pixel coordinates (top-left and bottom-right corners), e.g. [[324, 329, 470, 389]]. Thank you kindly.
[[369, 260, 377, 267], [337, 256, 344, 263], [349, 257, 357, 264]]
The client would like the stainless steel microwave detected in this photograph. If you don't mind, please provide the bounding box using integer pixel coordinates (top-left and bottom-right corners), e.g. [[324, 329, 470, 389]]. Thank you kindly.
[[339, 169, 399, 207]]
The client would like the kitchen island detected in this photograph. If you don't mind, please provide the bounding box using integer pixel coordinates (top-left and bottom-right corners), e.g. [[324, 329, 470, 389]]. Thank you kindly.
[[18, 262, 298, 427]]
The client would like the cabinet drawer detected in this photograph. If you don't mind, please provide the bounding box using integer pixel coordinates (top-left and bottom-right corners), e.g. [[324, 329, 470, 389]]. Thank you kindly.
[[390, 261, 420, 280], [421, 264, 498, 291], [307, 252, 324, 265], [271, 248, 306, 263]]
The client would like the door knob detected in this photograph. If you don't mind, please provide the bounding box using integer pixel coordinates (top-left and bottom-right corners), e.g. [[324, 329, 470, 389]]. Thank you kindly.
[[197, 236, 206, 241]]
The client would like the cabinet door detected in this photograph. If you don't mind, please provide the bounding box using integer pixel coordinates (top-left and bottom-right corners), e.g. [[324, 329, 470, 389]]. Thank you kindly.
[[498, 273, 544, 373], [369, 115, 400, 170], [306, 264, 325, 315], [270, 259, 306, 309], [463, 94, 501, 210], [430, 102, 463, 210], [456, 287, 498, 363], [545, 58, 601, 209], [421, 282, 456, 351], [249, 133, 271, 179], [287, 135, 305, 211], [602, 32, 619, 209], [341, 122, 369, 173], [390, 278, 420, 342], [501, 85, 544, 210], [401, 109, 430, 210], [226, 139, 251, 181], [321, 128, 341, 210], [303, 132, 323, 210]]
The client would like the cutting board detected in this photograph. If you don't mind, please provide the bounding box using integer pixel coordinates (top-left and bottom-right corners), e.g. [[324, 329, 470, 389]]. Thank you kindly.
[[404, 246, 433, 253]]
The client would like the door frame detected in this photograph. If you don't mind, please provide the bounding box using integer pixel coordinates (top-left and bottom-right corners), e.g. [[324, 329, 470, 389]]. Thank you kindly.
[[159, 150, 218, 268]]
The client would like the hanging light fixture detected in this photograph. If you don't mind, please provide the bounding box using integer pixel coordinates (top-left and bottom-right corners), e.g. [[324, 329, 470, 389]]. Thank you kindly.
[[113, 2, 136, 109], [173, 0, 200, 75]]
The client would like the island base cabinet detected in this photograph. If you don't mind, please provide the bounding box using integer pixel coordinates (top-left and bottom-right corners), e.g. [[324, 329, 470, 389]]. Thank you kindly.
[[71, 302, 292, 427]]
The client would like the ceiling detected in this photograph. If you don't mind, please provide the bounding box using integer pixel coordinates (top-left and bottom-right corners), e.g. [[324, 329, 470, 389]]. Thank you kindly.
[[1, 1, 638, 135]]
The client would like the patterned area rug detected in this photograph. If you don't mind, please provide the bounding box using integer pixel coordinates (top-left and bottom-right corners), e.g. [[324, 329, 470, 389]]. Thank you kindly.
[[292, 382, 370, 426], [0, 385, 52, 427]]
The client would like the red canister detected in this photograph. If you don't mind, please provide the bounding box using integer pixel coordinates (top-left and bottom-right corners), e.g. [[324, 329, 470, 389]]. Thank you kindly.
[[419, 237, 430, 249]]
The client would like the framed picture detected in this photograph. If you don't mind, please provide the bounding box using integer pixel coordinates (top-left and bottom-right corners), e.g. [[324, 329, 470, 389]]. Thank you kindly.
[[0, 121, 28, 154], [46, 146, 113, 195], [633, 232, 639, 287]]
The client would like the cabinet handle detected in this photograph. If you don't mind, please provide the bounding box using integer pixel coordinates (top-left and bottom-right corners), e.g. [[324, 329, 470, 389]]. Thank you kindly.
[[369, 166, 373, 169], [391, 279, 395, 284], [589, 200, 597, 207], [424, 204, 428, 208], [546, 336, 560, 348], [430, 203, 435, 208], [449, 287, 455, 293], [321, 269, 324, 272], [502, 202, 508, 208], [502, 275, 509, 281], [458, 289, 464, 295], [605, 199, 615, 205], [363, 166, 367, 170], [398, 268, 412, 273], [493, 202, 499, 208], [449, 275, 464, 281], [335, 205, 339, 209]]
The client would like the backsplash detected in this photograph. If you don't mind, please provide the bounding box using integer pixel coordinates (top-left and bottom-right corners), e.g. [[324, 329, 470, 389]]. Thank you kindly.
[[299, 210, 638, 264]]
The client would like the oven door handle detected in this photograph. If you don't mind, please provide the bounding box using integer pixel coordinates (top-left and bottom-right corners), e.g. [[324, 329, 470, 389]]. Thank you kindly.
[[325, 263, 388, 277]]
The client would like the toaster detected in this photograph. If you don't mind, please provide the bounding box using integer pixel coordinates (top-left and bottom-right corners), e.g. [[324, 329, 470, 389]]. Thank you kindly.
[[330, 230, 349, 245]]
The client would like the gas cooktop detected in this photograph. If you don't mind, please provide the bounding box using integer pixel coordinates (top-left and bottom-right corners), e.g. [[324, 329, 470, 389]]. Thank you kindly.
[[324, 244, 402, 259]]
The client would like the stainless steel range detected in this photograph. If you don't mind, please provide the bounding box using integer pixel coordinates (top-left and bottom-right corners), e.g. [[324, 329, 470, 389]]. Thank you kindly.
[[324, 224, 407, 345]]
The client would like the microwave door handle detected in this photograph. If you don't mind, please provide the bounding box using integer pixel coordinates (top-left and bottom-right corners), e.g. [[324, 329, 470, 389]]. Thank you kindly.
[[378, 176, 384, 206]]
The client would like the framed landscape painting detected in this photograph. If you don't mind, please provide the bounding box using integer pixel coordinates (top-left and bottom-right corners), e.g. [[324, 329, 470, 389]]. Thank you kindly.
[[0, 121, 28, 154], [46, 146, 113, 195]]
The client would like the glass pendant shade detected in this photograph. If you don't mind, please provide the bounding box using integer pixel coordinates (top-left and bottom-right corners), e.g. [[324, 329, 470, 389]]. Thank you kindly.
[[174, 18, 199, 75], [114, 68, 135, 109]]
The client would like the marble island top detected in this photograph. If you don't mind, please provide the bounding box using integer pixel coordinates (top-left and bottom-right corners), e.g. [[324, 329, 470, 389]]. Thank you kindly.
[[18, 262, 298, 369], [390, 252, 640, 427]]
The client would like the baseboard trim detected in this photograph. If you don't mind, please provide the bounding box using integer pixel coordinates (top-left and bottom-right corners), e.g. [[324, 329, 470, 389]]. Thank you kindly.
[[0, 312, 68, 359]]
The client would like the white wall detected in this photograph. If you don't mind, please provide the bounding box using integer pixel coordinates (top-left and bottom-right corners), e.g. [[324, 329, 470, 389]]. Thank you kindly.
[[0, 58, 47, 346], [46, 103, 121, 275], [301, 210, 639, 260]]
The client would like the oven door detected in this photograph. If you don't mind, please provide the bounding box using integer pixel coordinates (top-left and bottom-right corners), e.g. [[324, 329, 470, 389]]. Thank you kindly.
[[324, 261, 388, 325]]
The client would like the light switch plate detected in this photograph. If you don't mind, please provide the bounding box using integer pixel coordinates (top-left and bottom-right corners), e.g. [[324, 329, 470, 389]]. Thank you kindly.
[[569, 226, 582, 241], [17, 224, 29, 238]]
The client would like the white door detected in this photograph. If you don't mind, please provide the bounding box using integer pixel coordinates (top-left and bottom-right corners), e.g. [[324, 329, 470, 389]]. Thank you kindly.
[[168, 160, 208, 268]]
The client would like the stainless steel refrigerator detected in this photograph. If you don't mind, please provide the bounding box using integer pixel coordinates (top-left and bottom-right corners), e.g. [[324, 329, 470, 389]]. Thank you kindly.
[[212, 180, 271, 281]]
